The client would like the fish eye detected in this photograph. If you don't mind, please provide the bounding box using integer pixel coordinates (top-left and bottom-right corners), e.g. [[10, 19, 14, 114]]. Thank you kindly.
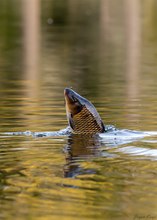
[[72, 96, 78, 103]]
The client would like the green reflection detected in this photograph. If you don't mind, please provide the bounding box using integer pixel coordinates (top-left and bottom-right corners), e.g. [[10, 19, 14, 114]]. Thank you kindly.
[[0, 0, 157, 219]]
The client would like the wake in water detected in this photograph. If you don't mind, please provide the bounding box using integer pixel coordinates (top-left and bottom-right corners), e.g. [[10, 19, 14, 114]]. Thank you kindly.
[[2, 127, 72, 137], [1, 126, 157, 161], [99, 128, 157, 160], [2, 125, 157, 140]]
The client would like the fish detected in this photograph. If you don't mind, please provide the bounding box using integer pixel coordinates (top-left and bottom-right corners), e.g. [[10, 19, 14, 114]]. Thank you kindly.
[[64, 88, 105, 134]]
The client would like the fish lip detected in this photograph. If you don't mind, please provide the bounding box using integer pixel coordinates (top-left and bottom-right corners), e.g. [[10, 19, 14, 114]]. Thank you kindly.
[[64, 88, 76, 102], [64, 88, 71, 97], [64, 88, 86, 105]]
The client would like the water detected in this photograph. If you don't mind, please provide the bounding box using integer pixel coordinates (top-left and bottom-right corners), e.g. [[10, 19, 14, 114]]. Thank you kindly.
[[1, 0, 157, 219]]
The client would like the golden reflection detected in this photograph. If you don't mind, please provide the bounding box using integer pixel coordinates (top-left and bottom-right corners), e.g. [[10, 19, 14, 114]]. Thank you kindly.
[[125, 0, 141, 99], [125, 0, 141, 123], [22, 0, 41, 82], [22, 0, 41, 129], [64, 134, 101, 178], [1, 1, 157, 219]]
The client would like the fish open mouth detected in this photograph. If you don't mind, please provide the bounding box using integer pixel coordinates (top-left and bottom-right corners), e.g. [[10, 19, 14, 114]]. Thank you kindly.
[[64, 88, 105, 134]]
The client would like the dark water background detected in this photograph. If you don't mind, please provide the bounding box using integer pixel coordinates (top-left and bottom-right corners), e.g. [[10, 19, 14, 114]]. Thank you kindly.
[[0, 0, 157, 219]]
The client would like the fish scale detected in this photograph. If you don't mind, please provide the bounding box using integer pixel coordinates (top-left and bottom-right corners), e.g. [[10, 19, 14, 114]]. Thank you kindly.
[[72, 106, 102, 134]]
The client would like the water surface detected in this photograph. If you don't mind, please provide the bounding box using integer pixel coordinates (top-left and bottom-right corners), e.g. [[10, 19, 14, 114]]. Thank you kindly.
[[0, 1, 157, 220]]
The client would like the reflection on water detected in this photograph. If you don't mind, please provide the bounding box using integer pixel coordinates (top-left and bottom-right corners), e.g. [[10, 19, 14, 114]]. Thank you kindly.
[[1, 0, 157, 219], [64, 135, 101, 178]]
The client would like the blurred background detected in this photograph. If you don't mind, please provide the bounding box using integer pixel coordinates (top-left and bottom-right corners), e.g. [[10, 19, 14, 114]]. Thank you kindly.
[[1, 1, 157, 220], [0, 0, 157, 132]]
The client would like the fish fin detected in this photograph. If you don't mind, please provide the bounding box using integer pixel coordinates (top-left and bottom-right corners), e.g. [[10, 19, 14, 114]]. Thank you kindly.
[[68, 114, 75, 130], [101, 121, 105, 132]]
